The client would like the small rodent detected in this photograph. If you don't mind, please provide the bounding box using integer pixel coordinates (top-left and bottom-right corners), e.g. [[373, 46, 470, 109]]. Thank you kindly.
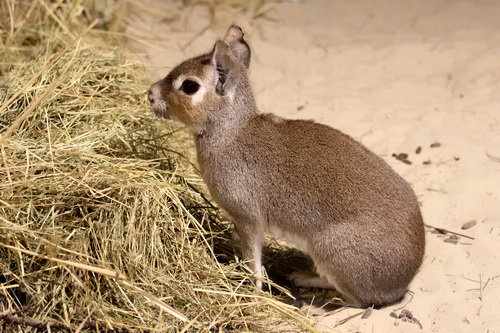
[[148, 25, 425, 307]]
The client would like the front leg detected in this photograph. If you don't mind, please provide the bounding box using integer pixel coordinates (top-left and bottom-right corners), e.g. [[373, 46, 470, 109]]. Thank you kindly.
[[232, 223, 264, 290]]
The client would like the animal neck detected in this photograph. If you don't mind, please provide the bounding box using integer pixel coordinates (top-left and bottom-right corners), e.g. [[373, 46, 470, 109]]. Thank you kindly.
[[194, 77, 258, 148]]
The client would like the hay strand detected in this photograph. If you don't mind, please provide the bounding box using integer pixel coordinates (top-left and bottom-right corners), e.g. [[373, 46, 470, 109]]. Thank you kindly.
[[0, 1, 315, 331], [0, 19, 98, 118]]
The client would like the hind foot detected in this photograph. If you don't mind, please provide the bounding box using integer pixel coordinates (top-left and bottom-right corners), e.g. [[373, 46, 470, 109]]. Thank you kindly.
[[289, 271, 335, 289]]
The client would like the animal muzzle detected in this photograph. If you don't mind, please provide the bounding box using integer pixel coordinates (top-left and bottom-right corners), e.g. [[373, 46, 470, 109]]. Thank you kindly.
[[148, 82, 171, 119]]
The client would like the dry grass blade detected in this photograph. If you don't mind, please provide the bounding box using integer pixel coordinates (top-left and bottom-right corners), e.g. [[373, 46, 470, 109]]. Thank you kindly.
[[0, 243, 127, 280], [0, 0, 315, 332], [0, 72, 69, 144], [121, 281, 188, 322], [0, 19, 98, 117]]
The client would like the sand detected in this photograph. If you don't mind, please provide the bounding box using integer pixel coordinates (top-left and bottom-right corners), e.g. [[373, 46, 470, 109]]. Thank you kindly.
[[126, 0, 500, 331]]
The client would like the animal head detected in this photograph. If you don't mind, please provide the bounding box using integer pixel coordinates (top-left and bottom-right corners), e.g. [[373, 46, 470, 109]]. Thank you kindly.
[[148, 25, 252, 129]]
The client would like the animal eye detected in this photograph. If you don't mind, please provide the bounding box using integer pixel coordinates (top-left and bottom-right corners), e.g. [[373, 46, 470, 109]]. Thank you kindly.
[[180, 79, 200, 95]]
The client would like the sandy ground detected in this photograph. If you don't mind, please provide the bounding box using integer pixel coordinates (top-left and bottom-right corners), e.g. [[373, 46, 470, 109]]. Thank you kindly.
[[126, 0, 500, 331]]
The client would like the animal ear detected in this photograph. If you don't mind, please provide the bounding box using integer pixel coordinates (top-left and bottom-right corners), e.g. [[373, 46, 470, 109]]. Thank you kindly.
[[210, 40, 241, 96], [223, 25, 251, 69]]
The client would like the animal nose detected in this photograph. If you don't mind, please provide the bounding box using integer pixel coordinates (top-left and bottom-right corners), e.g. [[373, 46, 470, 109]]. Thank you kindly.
[[147, 88, 155, 104]]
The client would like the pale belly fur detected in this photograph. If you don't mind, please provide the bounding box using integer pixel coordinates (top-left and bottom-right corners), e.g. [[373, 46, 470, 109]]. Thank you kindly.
[[266, 223, 347, 297], [266, 224, 311, 255]]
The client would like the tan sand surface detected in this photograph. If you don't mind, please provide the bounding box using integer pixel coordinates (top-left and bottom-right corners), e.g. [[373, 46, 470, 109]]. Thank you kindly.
[[126, 0, 500, 331]]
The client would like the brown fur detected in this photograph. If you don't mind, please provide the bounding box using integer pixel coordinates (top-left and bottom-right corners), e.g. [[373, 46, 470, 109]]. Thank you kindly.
[[148, 26, 425, 307]]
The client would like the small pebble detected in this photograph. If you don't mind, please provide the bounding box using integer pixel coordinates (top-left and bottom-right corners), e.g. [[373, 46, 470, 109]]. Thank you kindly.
[[433, 227, 448, 234], [392, 153, 412, 164], [411, 318, 423, 329], [392, 153, 409, 160], [401, 309, 413, 319], [423, 160, 431, 165], [398, 153, 409, 160], [444, 238, 458, 244], [390, 311, 398, 319], [361, 307, 373, 319], [416, 146, 422, 154], [430, 142, 441, 148], [461, 220, 477, 230]]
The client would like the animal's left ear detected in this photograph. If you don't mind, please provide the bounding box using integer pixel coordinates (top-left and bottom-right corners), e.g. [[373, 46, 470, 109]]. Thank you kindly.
[[223, 25, 251, 69], [210, 40, 241, 96]]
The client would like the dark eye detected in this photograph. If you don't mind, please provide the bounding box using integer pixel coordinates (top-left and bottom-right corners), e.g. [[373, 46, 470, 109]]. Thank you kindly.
[[180, 79, 200, 95]]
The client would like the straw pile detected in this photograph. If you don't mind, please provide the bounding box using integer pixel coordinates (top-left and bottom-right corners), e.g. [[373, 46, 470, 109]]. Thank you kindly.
[[0, 1, 314, 332]]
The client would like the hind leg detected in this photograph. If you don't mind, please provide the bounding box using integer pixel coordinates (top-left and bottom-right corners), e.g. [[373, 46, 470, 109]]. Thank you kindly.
[[289, 271, 332, 289], [312, 254, 407, 307], [289, 270, 365, 307], [289, 266, 366, 307]]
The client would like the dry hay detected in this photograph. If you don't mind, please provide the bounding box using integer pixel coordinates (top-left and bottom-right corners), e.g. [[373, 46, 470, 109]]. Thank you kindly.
[[0, 1, 315, 332]]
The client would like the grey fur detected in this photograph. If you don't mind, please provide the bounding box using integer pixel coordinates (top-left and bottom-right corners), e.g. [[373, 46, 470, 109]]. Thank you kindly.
[[148, 25, 425, 307]]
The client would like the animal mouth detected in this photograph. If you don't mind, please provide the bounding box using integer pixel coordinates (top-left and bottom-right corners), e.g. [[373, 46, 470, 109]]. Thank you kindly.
[[151, 100, 171, 119], [148, 83, 171, 119]]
